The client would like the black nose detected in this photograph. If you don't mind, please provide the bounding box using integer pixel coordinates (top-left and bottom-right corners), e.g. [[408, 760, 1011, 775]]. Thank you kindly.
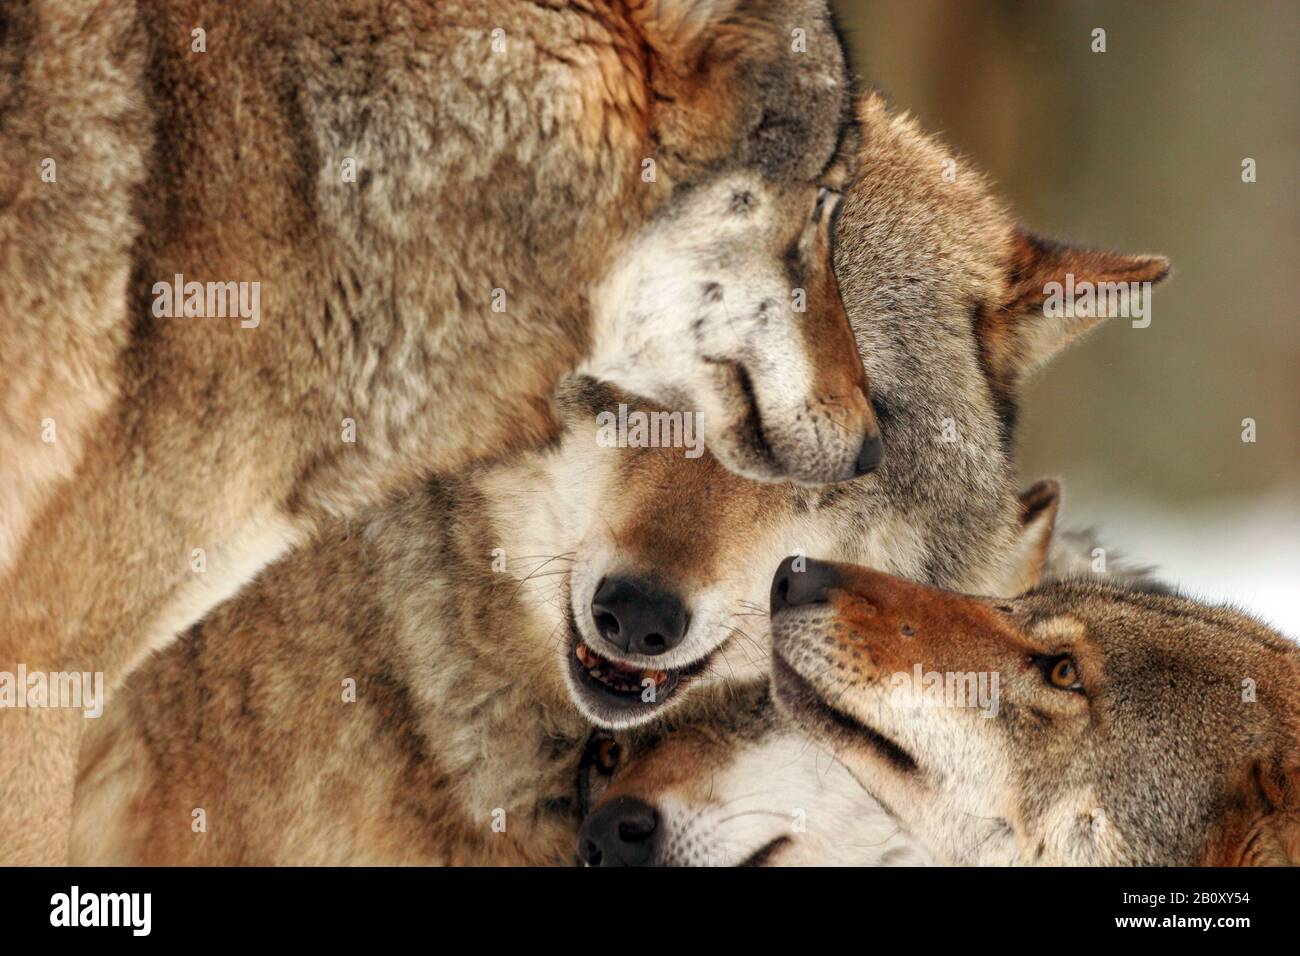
[[854, 433, 884, 477], [770, 556, 840, 615], [577, 796, 659, 867], [591, 576, 689, 656]]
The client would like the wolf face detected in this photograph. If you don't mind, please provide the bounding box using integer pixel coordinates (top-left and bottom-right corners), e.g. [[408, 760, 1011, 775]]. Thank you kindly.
[[488, 92, 1169, 730], [770, 562, 1300, 866], [283, 0, 876, 495], [585, 171, 880, 486], [574, 483, 1065, 866], [576, 681, 932, 867], [581, 0, 879, 486]]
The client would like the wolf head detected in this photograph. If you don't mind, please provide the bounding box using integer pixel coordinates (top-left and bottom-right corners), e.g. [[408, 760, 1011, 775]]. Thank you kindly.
[[573, 483, 1062, 866], [486, 91, 1168, 731], [575, 679, 933, 866], [582, 0, 882, 484], [770, 559, 1300, 866]]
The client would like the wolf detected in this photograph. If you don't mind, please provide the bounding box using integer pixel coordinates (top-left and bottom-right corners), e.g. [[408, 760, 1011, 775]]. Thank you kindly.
[[770, 556, 1300, 866], [63, 475, 1048, 867], [73, 404, 1055, 866], [70, 91, 1167, 865], [0, 0, 880, 862], [576, 678, 930, 866], [575, 514, 1161, 866], [549, 92, 1167, 729]]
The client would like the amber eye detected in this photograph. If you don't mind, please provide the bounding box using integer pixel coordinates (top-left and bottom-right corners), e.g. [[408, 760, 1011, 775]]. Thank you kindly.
[[596, 738, 621, 774], [1043, 655, 1083, 692]]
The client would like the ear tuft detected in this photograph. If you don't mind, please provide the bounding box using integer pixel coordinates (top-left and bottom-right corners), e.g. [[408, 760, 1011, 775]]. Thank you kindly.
[[1001, 479, 1061, 595], [1018, 478, 1061, 528], [1005, 228, 1170, 315], [975, 229, 1171, 399]]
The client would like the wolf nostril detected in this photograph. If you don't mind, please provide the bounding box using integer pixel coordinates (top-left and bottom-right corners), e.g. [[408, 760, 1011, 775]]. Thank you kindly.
[[770, 556, 841, 615], [774, 576, 790, 605], [854, 433, 884, 477], [590, 577, 689, 657], [618, 816, 656, 843], [594, 611, 621, 640], [577, 797, 659, 867]]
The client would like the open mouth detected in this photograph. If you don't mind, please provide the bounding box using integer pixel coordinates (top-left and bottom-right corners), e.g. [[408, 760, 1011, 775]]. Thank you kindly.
[[772, 653, 919, 776], [574, 640, 674, 698], [565, 605, 710, 720]]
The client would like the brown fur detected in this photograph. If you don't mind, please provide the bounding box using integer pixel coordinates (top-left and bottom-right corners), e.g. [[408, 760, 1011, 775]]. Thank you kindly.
[[73, 484, 592, 865], [771, 562, 1300, 866], [976, 228, 1169, 421], [67, 91, 1168, 865], [0, 1, 149, 569], [577, 485, 1064, 867], [1, 0, 870, 862], [844, 93, 1169, 449]]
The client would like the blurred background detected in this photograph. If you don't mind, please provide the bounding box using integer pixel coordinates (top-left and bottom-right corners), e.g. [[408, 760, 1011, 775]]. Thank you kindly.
[[833, 0, 1298, 633]]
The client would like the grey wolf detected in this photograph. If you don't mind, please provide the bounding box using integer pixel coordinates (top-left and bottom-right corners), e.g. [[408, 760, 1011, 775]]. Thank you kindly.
[[575, 516, 1160, 866], [1, 0, 876, 863], [577, 678, 933, 866], [770, 560, 1300, 865], [69, 90, 1167, 864]]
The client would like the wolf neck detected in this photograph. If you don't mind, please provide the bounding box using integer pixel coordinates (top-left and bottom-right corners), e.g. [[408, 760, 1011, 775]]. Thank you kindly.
[[108, 480, 591, 864], [371, 480, 592, 852]]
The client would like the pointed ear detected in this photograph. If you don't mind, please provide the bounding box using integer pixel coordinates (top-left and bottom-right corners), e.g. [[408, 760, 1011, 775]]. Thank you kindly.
[[976, 228, 1170, 392], [1001, 479, 1061, 595], [1206, 760, 1300, 865], [1003, 228, 1171, 314]]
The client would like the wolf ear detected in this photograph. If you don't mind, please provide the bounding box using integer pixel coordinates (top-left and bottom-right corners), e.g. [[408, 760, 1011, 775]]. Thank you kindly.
[[1208, 760, 1300, 865], [976, 228, 1170, 390], [1256, 760, 1300, 865], [1002, 479, 1060, 595]]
